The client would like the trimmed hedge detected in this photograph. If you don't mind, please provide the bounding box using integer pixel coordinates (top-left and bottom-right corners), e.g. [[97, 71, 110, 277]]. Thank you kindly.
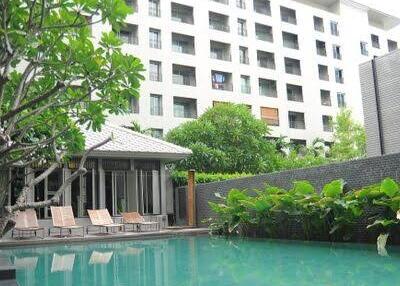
[[171, 171, 251, 186]]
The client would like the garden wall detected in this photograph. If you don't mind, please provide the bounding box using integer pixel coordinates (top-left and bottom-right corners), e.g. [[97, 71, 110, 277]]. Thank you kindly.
[[195, 153, 400, 242]]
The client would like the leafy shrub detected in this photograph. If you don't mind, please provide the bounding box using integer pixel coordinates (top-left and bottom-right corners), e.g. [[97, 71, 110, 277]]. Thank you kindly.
[[209, 178, 400, 243]]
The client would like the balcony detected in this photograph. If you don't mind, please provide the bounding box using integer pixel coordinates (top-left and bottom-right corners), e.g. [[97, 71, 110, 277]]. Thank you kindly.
[[171, 3, 194, 24], [281, 6, 297, 25], [388, 39, 398, 52], [210, 41, 231, 61], [316, 40, 327, 56], [335, 68, 344, 84], [173, 64, 196, 86], [255, 23, 273, 42], [259, 78, 277, 97], [173, 97, 197, 119], [284, 57, 301, 75], [333, 45, 342, 60], [172, 33, 195, 55], [282, 32, 299, 50], [289, 111, 305, 129], [238, 19, 247, 36], [117, 24, 138, 45], [254, 0, 271, 15], [241, 75, 251, 94], [261, 107, 279, 126], [318, 65, 329, 81], [320, 90, 331, 106], [314, 16, 324, 32], [125, 0, 138, 12], [149, 28, 161, 49], [371, 34, 380, 49], [209, 12, 230, 32], [237, 0, 246, 9], [287, 84, 303, 102], [149, 0, 161, 17], [239, 46, 249, 64], [211, 70, 233, 91], [257, 50, 275, 69], [323, 115, 333, 132]]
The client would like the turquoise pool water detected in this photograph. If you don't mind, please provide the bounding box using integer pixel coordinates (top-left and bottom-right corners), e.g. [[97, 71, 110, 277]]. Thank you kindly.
[[1, 236, 400, 286]]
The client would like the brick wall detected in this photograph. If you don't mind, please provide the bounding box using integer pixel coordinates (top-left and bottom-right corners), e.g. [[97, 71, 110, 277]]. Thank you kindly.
[[196, 153, 400, 227]]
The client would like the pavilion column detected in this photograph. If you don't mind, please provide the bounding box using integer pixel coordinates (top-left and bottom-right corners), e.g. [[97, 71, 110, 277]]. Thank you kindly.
[[98, 159, 105, 209], [187, 169, 196, 227]]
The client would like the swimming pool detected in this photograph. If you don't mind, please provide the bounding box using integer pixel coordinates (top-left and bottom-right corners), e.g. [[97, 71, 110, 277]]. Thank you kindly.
[[1, 236, 400, 286]]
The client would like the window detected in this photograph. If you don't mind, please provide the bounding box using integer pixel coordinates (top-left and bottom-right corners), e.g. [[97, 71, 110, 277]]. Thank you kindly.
[[313, 16, 324, 32], [360, 41, 369, 56], [210, 41, 231, 61], [388, 39, 398, 52], [149, 60, 162, 82], [130, 97, 139, 113], [260, 107, 279, 126], [259, 78, 277, 97], [173, 97, 197, 118], [282, 32, 299, 50], [239, 46, 249, 64], [253, 0, 271, 15], [125, 0, 138, 12], [211, 0, 229, 4], [287, 84, 303, 102], [318, 65, 329, 81], [333, 45, 342, 60], [241, 75, 251, 94], [172, 64, 196, 86], [237, 18, 247, 36], [172, 33, 195, 55], [149, 0, 161, 17], [330, 21, 339, 36], [117, 24, 138, 45], [288, 111, 305, 129], [255, 23, 273, 42], [211, 70, 233, 91], [335, 68, 344, 84], [290, 139, 307, 149], [371, 34, 380, 49], [322, 115, 333, 132], [280, 6, 297, 25], [257, 50, 275, 69], [237, 0, 246, 9], [150, 129, 163, 139], [320, 90, 331, 106], [150, 94, 163, 116], [337, 92, 346, 108], [171, 3, 194, 25], [209, 12, 230, 32], [316, 40, 326, 56], [284, 57, 301, 75], [149, 28, 161, 49]]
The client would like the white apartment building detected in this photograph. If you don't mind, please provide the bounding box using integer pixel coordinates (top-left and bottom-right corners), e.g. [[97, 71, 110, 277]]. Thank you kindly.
[[90, 0, 400, 145]]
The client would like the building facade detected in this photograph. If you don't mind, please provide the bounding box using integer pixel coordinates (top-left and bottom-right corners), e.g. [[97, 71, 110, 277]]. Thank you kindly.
[[89, 0, 400, 145], [360, 49, 400, 157]]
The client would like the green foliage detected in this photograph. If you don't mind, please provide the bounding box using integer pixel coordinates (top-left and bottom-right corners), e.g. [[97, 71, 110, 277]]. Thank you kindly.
[[166, 103, 278, 174], [209, 178, 400, 242], [330, 109, 366, 161], [171, 171, 251, 186], [0, 0, 143, 169]]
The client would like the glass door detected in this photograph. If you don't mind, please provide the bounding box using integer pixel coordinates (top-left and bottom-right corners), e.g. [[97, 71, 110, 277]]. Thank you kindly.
[[113, 171, 127, 215], [137, 170, 160, 215]]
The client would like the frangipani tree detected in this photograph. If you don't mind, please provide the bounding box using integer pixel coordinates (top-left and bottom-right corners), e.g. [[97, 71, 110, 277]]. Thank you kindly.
[[0, 0, 143, 236]]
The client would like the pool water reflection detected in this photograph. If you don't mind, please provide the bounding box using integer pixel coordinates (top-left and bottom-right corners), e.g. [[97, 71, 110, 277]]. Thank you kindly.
[[1, 236, 400, 286]]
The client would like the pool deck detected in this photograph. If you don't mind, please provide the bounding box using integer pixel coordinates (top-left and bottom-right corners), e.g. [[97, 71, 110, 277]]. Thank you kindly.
[[0, 227, 209, 248]]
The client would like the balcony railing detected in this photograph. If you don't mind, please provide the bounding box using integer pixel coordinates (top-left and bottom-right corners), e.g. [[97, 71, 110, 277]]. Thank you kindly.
[[173, 45, 195, 55], [209, 22, 230, 32], [149, 39, 161, 49], [118, 33, 138, 45], [171, 12, 194, 24], [258, 59, 275, 69], [263, 117, 279, 126], [283, 40, 299, 50], [212, 82, 233, 91], [241, 85, 251, 94], [149, 6, 161, 17], [317, 47, 327, 56], [289, 120, 305, 129], [173, 75, 196, 86], [256, 33, 273, 42], [238, 27, 248, 36], [260, 87, 277, 97], [240, 55, 249, 64], [149, 71, 162, 82], [211, 52, 231, 61], [254, 5, 271, 15]]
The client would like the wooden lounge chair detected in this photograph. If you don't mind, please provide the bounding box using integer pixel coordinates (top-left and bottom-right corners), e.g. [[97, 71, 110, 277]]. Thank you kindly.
[[11, 209, 45, 239], [49, 206, 84, 237], [87, 209, 125, 234], [122, 212, 160, 232]]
